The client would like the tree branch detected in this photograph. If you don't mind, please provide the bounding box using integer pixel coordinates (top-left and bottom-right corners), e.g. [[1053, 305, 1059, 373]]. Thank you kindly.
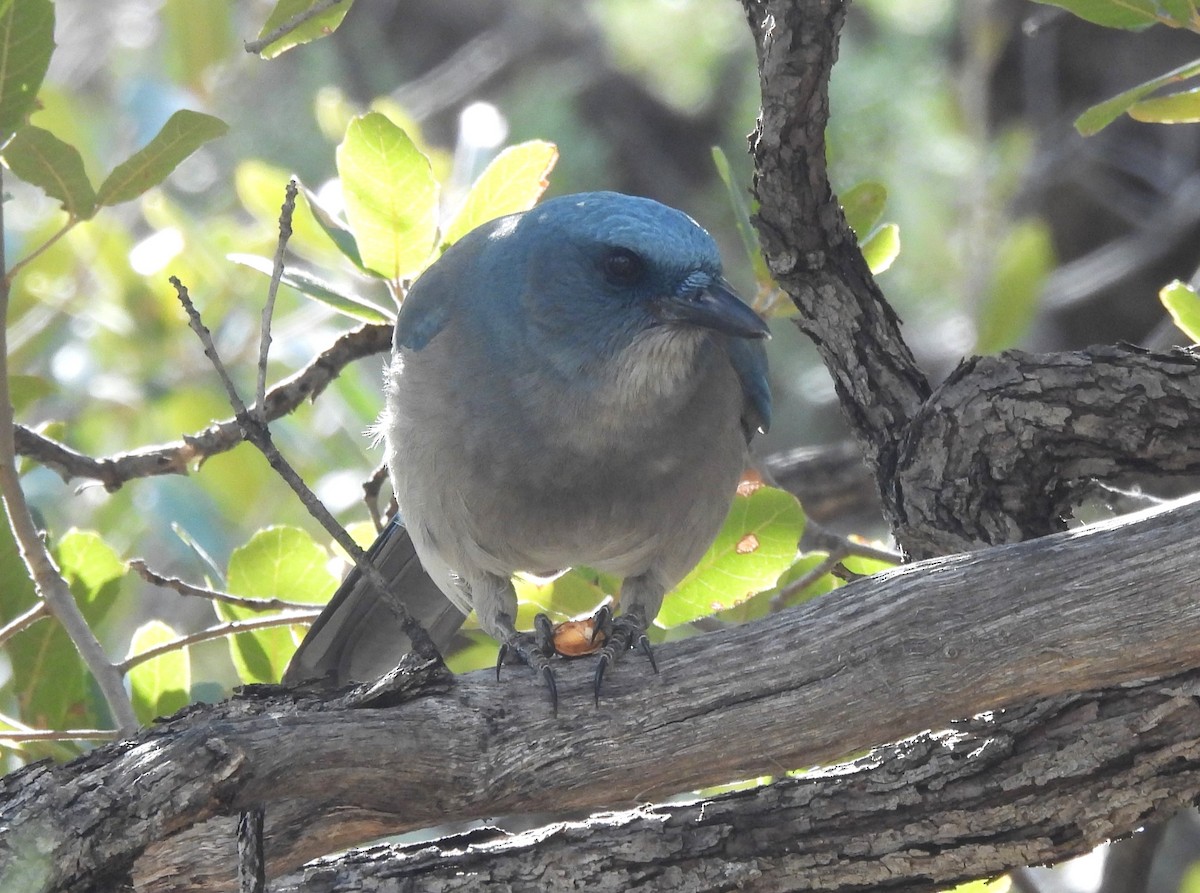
[[3, 492, 1199, 892], [12, 322, 392, 492]]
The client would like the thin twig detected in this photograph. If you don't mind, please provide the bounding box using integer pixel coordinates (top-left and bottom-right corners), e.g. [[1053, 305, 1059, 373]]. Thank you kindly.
[[129, 559, 317, 612], [14, 322, 391, 491], [0, 601, 48, 648], [244, 0, 347, 54], [0, 728, 119, 744], [117, 611, 321, 672], [0, 168, 139, 732], [4, 218, 77, 285], [170, 192, 440, 663], [771, 552, 844, 610], [257, 181, 297, 410]]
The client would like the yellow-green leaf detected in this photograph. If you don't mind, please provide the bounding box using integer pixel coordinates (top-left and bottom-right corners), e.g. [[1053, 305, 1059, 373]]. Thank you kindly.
[[127, 621, 190, 724], [1130, 86, 1200, 123], [337, 112, 439, 283], [842, 181, 888, 239], [96, 110, 229, 207], [1160, 279, 1200, 342], [1, 125, 96, 218], [441, 140, 558, 247], [254, 0, 353, 60], [975, 218, 1054, 354], [860, 222, 900, 275], [229, 253, 393, 324], [0, 0, 54, 142], [1075, 58, 1200, 136], [222, 526, 336, 684], [657, 486, 805, 627]]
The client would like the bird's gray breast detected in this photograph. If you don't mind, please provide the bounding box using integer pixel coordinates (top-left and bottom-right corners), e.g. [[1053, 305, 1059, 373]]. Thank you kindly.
[[385, 323, 748, 584]]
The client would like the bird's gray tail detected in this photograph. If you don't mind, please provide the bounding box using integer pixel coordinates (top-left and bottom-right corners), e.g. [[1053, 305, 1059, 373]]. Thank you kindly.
[[283, 518, 466, 687]]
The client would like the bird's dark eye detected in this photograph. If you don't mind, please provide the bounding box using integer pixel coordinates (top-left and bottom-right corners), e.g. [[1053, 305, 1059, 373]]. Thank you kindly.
[[602, 248, 645, 287]]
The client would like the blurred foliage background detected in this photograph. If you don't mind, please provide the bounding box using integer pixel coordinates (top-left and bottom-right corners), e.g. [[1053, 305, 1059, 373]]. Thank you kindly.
[[4, 0, 1200, 886]]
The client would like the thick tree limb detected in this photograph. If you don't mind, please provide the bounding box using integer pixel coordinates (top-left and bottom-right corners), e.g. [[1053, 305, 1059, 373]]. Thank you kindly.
[[272, 674, 1200, 892], [740, 0, 1200, 560], [3, 493, 1199, 892]]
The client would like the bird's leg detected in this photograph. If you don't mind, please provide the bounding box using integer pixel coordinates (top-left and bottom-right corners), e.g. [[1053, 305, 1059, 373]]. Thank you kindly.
[[592, 575, 664, 704], [473, 574, 559, 710]]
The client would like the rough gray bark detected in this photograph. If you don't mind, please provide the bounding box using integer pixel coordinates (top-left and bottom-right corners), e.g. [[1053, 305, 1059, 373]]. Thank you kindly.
[[3, 493, 1200, 892], [5, 1, 1200, 891], [741, 0, 1200, 560]]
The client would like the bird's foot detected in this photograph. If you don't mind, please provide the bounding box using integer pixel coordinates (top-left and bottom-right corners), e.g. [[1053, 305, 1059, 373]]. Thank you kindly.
[[591, 605, 658, 705], [496, 612, 559, 713]]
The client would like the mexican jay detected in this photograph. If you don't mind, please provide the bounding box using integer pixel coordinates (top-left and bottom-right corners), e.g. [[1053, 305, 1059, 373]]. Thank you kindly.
[[285, 191, 771, 703]]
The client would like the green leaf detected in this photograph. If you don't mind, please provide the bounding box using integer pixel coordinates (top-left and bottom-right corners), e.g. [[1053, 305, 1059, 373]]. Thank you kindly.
[[441, 140, 558, 247], [8, 373, 52, 412], [712, 145, 770, 284], [229, 253, 393, 324], [1075, 58, 1200, 135], [3, 528, 124, 732], [127, 620, 190, 724], [657, 486, 805, 627], [975, 218, 1055, 353], [1129, 85, 1200, 122], [842, 181, 888, 239], [95, 110, 229, 207], [860, 223, 900, 275], [223, 526, 337, 684], [714, 551, 839, 625], [0, 0, 54, 143], [1032, 0, 1160, 28], [1160, 279, 1200, 341], [300, 181, 365, 269], [337, 112, 439, 282], [254, 0, 354, 60], [513, 566, 621, 629], [1, 125, 96, 218], [162, 0, 234, 92]]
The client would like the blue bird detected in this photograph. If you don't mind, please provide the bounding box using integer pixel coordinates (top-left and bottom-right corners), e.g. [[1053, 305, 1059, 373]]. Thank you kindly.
[[285, 192, 771, 705]]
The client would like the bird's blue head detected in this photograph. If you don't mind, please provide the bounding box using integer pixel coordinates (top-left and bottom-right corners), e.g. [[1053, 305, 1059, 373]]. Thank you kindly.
[[492, 192, 769, 355]]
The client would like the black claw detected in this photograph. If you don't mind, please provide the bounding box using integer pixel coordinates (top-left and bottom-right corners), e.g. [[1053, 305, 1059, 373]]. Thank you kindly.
[[638, 635, 658, 674], [593, 654, 610, 707], [591, 603, 613, 644], [542, 665, 559, 715], [495, 643, 509, 681]]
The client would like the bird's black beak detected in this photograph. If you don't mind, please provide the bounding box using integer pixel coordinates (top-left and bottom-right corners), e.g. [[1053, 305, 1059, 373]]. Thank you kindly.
[[654, 278, 770, 339]]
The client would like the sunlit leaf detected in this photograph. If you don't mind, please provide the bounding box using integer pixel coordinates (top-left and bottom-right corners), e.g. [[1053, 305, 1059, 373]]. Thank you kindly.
[[222, 526, 336, 684], [229, 253, 393, 324], [938, 875, 1012, 893], [162, 0, 234, 94], [842, 180, 888, 239], [299, 181, 365, 269], [513, 567, 620, 629], [254, 0, 354, 60], [1, 125, 96, 218], [441, 140, 558, 247], [1075, 58, 1200, 135], [975, 218, 1054, 354], [1130, 86, 1200, 122], [714, 551, 839, 625], [1160, 279, 1200, 342], [657, 486, 805, 627], [337, 112, 439, 282], [0, 0, 54, 143], [860, 222, 900, 274], [95, 110, 229, 206], [127, 620, 190, 724], [57, 529, 125, 623]]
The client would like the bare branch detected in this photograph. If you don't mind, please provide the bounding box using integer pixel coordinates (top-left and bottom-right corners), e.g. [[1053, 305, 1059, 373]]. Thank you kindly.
[[129, 559, 317, 612], [117, 611, 319, 673], [0, 170, 139, 733], [256, 181, 298, 412], [244, 0, 348, 55], [12, 322, 391, 491], [0, 601, 48, 649]]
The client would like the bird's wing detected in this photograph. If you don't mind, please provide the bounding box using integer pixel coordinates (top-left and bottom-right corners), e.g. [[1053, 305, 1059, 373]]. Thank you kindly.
[[283, 517, 467, 687]]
